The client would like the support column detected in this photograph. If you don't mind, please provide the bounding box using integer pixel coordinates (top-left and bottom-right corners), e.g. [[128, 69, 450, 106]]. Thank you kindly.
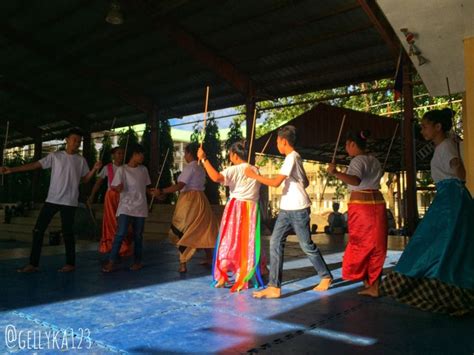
[[463, 37, 474, 193], [245, 98, 256, 164], [82, 130, 92, 166], [149, 105, 159, 184], [402, 55, 418, 235], [32, 132, 42, 202]]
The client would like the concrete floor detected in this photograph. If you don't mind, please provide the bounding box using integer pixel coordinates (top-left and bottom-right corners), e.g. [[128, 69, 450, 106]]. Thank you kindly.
[[1, 234, 473, 354]]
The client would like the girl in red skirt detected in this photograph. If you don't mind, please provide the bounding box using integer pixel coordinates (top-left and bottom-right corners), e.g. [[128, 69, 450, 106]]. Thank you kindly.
[[327, 130, 387, 295]]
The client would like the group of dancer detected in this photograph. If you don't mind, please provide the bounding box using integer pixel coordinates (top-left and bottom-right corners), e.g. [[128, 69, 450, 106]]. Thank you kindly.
[[1, 107, 473, 315]]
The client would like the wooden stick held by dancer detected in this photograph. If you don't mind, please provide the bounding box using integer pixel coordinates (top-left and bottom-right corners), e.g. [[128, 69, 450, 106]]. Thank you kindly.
[[446, 77, 461, 156], [382, 123, 400, 172], [200, 86, 210, 148], [2, 121, 10, 186], [149, 147, 170, 211], [247, 108, 257, 163], [259, 133, 273, 155], [198, 86, 210, 166], [320, 114, 346, 204], [123, 126, 131, 165], [99, 117, 117, 163]]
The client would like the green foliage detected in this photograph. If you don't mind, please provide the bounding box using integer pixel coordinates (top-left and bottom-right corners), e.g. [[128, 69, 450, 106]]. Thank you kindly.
[[0, 152, 50, 202], [191, 114, 223, 204], [118, 127, 139, 163], [98, 133, 113, 165], [141, 119, 175, 203], [225, 116, 244, 162]]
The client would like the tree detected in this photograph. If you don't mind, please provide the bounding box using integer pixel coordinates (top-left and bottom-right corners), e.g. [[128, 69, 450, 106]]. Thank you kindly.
[[225, 116, 244, 161], [98, 133, 113, 166], [142, 119, 175, 203], [118, 127, 139, 163], [191, 114, 223, 204]]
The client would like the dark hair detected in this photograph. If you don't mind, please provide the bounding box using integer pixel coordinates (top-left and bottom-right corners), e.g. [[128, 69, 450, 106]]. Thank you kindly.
[[129, 144, 145, 155], [229, 141, 247, 160], [423, 108, 454, 132], [333, 202, 340, 211], [184, 142, 199, 160], [346, 130, 371, 150], [66, 128, 83, 138], [111, 146, 124, 154], [277, 125, 297, 147]]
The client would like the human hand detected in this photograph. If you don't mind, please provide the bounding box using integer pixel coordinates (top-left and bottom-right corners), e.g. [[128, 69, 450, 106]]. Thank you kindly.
[[197, 148, 206, 161], [327, 163, 337, 175], [0, 166, 12, 175], [112, 183, 124, 193], [93, 161, 103, 171]]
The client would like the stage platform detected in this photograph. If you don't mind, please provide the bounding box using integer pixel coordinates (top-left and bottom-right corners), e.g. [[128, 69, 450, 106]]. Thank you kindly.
[[1, 235, 473, 354]]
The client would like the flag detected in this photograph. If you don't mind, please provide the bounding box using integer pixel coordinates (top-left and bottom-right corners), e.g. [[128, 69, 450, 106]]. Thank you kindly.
[[393, 52, 403, 102]]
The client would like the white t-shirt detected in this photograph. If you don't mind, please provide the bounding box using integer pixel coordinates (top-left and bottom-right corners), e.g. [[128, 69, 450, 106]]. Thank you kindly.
[[221, 163, 260, 202], [431, 138, 460, 183], [39, 151, 90, 207], [346, 155, 382, 191], [279, 151, 311, 210], [178, 160, 205, 192], [112, 165, 151, 218], [97, 163, 120, 189]]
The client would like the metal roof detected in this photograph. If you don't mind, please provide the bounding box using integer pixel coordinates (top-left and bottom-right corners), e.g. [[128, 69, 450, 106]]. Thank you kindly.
[[0, 0, 399, 146], [253, 103, 432, 172]]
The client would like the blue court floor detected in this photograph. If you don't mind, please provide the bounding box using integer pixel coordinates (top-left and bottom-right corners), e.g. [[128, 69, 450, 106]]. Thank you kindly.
[[1, 235, 473, 354]]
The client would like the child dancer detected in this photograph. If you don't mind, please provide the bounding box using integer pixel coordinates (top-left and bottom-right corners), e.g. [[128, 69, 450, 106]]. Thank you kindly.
[[88, 147, 133, 257], [156, 142, 219, 273], [198, 142, 265, 292], [327, 130, 387, 295], [102, 145, 152, 272], [0, 129, 102, 272], [245, 126, 333, 299], [373, 109, 474, 315]]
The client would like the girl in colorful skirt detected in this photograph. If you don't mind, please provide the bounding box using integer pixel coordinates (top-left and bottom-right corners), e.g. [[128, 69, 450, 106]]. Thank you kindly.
[[89, 147, 133, 257], [198, 142, 265, 292], [372, 109, 474, 315], [328, 130, 387, 295], [156, 142, 219, 273]]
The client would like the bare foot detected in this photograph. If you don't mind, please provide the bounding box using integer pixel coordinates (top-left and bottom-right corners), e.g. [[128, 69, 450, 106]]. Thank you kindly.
[[179, 262, 187, 273], [313, 277, 332, 292], [17, 264, 39, 273], [58, 264, 75, 273], [102, 261, 115, 273], [129, 263, 143, 271], [358, 280, 380, 297], [363, 279, 370, 288], [252, 287, 281, 299], [214, 279, 225, 288]]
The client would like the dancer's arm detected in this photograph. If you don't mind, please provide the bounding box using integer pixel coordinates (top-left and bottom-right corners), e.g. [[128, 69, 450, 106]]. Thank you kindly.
[[327, 163, 361, 186], [450, 157, 466, 181], [81, 161, 103, 184], [197, 148, 224, 183], [156, 182, 186, 195], [0, 161, 42, 174], [244, 166, 286, 187], [88, 177, 105, 204]]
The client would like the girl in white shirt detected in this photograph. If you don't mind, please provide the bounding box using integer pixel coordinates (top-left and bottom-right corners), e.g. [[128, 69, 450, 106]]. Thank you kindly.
[[328, 130, 387, 296], [155, 143, 219, 273], [198, 142, 265, 292], [89, 147, 134, 258], [378, 108, 474, 315]]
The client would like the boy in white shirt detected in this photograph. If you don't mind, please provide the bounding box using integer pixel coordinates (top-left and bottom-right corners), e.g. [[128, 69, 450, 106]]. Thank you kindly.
[[245, 125, 333, 298], [1, 129, 102, 273], [102, 145, 153, 272]]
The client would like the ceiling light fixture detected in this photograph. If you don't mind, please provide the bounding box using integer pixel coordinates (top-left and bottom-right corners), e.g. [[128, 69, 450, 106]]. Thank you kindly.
[[105, 0, 123, 25]]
